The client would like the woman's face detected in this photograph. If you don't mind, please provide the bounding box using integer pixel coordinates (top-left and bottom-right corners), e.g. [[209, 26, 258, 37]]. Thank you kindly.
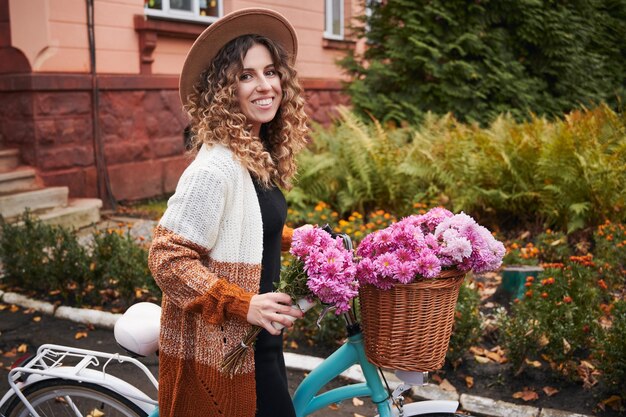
[[236, 43, 283, 137]]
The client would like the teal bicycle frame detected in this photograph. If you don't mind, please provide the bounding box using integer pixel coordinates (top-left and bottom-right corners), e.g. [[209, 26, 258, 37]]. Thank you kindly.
[[291, 326, 393, 417]]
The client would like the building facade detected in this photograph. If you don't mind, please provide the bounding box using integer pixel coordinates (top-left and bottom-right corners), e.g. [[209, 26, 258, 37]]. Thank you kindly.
[[0, 0, 360, 202]]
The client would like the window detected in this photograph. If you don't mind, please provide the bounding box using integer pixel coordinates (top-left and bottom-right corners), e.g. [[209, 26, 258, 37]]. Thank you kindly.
[[324, 0, 343, 40], [144, 0, 222, 24]]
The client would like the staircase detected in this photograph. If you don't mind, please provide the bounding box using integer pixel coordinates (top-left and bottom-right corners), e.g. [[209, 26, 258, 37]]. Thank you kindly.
[[0, 148, 102, 229]]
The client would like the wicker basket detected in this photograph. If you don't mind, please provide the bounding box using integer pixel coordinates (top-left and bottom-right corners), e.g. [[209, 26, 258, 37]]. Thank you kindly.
[[359, 269, 466, 371]]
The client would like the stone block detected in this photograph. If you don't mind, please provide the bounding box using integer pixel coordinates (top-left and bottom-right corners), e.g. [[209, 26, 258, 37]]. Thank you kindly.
[[0, 167, 38, 194], [0, 187, 68, 219], [108, 160, 163, 201], [38, 198, 102, 230], [39, 167, 99, 198], [412, 384, 459, 402], [163, 156, 191, 194], [35, 92, 91, 116], [104, 141, 151, 165], [55, 305, 120, 329], [38, 145, 94, 170], [539, 408, 592, 417], [1, 292, 55, 315], [153, 135, 185, 158], [460, 394, 539, 417]]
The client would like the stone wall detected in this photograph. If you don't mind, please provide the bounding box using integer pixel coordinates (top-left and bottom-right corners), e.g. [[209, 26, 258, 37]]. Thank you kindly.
[[0, 74, 349, 202]]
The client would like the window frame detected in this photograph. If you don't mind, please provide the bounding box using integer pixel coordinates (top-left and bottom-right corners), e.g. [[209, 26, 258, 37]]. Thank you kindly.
[[323, 0, 344, 40], [144, 0, 223, 24]]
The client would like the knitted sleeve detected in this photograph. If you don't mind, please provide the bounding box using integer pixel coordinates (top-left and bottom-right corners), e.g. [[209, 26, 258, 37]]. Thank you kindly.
[[148, 167, 253, 324]]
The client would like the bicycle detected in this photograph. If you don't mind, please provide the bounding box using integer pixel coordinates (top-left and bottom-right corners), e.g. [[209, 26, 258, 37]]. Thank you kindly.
[[0, 233, 465, 417]]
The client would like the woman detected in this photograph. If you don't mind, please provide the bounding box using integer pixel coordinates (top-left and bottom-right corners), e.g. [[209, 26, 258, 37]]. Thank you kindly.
[[148, 8, 309, 417]]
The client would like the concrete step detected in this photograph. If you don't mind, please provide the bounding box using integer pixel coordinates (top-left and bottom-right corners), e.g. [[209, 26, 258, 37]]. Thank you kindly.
[[0, 149, 20, 172], [0, 187, 69, 219], [37, 198, 103, 230], [0, 167, 38, 194]]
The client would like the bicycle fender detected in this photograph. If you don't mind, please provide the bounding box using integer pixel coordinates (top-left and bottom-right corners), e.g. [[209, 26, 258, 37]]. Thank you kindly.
[[1, 367, 157, 414], [375, 400, 459, 416]]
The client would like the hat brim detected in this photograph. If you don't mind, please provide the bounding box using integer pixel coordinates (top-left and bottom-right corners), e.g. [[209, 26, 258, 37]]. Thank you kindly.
[[179, 8, 298, 107]]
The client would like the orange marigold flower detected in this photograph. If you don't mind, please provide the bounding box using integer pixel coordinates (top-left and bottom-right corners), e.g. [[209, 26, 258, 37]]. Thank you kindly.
[[598, 279, 608, 290], [525, 282, 533, 287], [526, 276, 535, 282], [525, 290, 533, 298], [563, 296, 573, 303], [541, 292, 548, 298]]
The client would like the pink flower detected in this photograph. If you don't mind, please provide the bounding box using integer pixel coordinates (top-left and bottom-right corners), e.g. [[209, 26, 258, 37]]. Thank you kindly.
[[355, 208, 504, 289]]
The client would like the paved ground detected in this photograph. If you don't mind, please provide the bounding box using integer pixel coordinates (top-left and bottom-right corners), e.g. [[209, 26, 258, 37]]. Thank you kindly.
[[0, 303, 423, 417]]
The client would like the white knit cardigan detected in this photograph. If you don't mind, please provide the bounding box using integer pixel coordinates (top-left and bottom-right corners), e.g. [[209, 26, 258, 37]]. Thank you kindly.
[[160, 143, 263, 265]]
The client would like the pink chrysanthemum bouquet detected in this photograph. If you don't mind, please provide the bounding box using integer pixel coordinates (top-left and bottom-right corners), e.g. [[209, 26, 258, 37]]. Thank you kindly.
[[280, 226, 359, 314], [356, 208, 505, 289]]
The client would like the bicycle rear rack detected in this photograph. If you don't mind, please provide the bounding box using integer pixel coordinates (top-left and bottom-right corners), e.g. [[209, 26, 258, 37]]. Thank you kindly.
[[7, 344, 158, 417]]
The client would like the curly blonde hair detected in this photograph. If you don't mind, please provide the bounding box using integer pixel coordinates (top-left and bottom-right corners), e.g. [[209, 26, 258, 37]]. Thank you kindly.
[[184, 34, 309, 190]]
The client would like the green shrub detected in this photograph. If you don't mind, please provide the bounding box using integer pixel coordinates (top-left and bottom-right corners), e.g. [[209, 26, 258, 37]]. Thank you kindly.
[[90, 228, 155, 306], [534, 229, 571, 263], [291, 106, 626, 234], [0, 211, 158, 309], [593, 221, 626, 288], [0, 211, 91, 301], [447, 280, 481, 366], [596, 300, 626, 397], [500, 260, 603, 377], [340, 0, 626, 126]]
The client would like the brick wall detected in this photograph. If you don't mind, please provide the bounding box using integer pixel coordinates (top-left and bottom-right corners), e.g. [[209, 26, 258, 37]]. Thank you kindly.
[[0, 74, 349, 201]]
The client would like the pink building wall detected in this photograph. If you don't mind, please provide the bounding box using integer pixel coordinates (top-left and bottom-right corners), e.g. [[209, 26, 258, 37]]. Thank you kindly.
[[1, 0, 359, 202]]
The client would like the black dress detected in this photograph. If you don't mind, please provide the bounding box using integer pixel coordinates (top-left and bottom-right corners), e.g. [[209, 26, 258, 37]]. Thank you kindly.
[[252, 178, 296, 417]]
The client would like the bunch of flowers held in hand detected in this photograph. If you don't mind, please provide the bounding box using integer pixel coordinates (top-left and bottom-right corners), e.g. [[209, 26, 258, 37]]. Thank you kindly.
[[356, 208, 505, 290], [281, 226, 359, 314]]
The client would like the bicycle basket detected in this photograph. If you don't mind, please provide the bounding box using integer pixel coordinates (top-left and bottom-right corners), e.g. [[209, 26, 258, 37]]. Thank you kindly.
[[358, 269, 465, 371]]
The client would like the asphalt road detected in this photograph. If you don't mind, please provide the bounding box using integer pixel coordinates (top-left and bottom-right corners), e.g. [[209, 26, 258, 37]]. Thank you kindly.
[[0, 303, 403, 417]]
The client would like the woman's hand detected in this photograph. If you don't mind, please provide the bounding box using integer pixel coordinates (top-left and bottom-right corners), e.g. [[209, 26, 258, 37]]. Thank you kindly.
[[247, 292, 304, 336]]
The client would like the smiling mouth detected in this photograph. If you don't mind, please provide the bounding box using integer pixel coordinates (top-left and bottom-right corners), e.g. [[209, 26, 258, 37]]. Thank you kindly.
[[252, 98, 273, 106]]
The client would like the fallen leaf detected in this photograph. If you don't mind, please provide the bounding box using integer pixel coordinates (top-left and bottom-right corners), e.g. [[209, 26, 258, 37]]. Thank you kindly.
[[431, 373, 443, 383], [33, 316, 41, 322], [512, 387, 539, 402], [17, 344, 28, 353], [327, 403, 339, 410], [48, 290, 61, 296], [352, 398, 364, 406], [525, 358, 542, 368], [469, 346, 485, 356], [9, 305, 19, 313], [135, 289, 143, 299], [74, 331, 88, 340], [289, 340, 299, 350], [563, 338, 571, 354], [538, 334, 550, 347], [3, 349, 16, 358], [465, 376, 474, 388], [486, 350, 505, 363], [0, 304, 8, 311], [543, 386, 559, 396], [600, 395, 622, 411], [23, 308, 35, 314], [354, 414, 366, 417], [439, 379, 456, 392], [474, 355, 491, 364], [87, 409, 105, 417]]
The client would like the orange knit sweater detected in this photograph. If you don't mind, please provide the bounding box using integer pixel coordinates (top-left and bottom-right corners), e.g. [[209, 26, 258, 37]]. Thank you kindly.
[[148, 144, 294, 417]]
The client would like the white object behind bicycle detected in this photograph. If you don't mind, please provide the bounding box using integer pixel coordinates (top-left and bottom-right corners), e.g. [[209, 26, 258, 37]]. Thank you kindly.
[[114, 302, 161, 356]]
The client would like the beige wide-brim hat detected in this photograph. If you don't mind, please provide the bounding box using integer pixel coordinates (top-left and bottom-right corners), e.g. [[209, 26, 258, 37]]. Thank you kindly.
[[179, 7, 298, 106]]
